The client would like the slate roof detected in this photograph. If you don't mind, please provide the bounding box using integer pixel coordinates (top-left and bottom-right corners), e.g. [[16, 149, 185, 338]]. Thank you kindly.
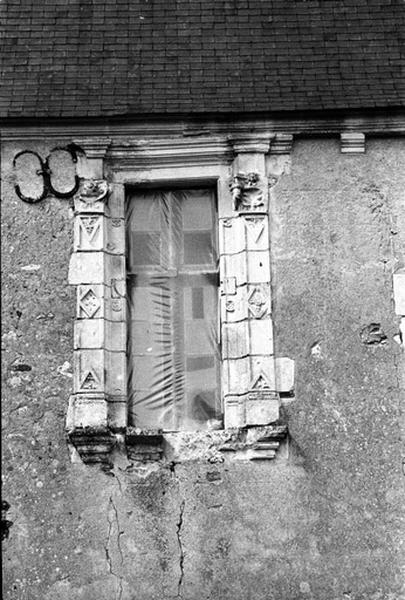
[[1, 0, 404, 119]]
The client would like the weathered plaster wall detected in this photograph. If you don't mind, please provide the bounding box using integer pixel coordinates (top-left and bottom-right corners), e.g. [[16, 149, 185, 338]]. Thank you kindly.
[[2, 137, 404, 600]]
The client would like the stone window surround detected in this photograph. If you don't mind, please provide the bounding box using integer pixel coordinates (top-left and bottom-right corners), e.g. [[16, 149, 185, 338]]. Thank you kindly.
[[66, 133, 296, 465]]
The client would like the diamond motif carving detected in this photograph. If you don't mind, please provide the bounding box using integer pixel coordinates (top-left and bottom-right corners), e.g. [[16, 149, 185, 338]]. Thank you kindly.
[[248, 285, 269, 319], [79, 288, 101, 318]]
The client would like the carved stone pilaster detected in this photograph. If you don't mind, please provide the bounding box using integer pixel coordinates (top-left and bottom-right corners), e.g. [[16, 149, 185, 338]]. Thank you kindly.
[[67, 171, 127, 463], [221, 136, 282, 430]]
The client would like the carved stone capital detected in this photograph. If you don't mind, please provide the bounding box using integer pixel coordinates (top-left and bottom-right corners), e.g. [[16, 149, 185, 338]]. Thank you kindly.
[[229, 172, 268, 213], [78, 179, 109, 203], [73, 137, 111, 160], [232, 136, 271, 155]]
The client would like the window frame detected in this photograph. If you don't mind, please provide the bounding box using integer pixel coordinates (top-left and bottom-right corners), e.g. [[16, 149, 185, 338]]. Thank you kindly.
[[67, 135, 290, 463]]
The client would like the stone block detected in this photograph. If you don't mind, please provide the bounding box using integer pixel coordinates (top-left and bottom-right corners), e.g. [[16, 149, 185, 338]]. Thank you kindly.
[[106, 280, 127, 322], [107, 217, 125, 254], [217, 172, 235, 219], [74, 214, 105, 252], [69, 394, 109, 428], [106, 352, 127, 396], [106, 321, 126, 352], [275, 357, 295, 393], [108, 399, 127, 430], [221, 286, 248, 323], [73, 349, 104, 393], [243, 216, 269, 251], [108, 183, 126, 219], [220, 252, 247, 286], [222, 357, 250, 395], [249, 319, 274, 355], [74, 319, 104, 349], [219, 217, 245, 255], [220, 250, 270, 287], [77, 284, 105, 319], [109, 254, 126, 281], [224, 396, 245, 428], [223, 356, 276, 395], [247, 251, 271, 283], [247, 284, 271, 319], [233, 150, 267, 174], [393, 272, 405, 315], [221, 321, 249, 359], [68, 252, 105, 285], [244, 392, 279, 426]]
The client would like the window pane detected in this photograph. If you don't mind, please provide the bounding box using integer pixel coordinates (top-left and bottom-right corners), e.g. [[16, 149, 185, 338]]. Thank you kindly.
[[126, 188, 221, 431], [183, 231, 215, 265]]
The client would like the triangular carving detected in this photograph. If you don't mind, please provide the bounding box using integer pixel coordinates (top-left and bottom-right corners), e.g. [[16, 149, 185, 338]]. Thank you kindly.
[[79, 216, 101, 242], [80, 369, 99, 391], [250, 372, 271, 390], [244, 217, 265, 243]]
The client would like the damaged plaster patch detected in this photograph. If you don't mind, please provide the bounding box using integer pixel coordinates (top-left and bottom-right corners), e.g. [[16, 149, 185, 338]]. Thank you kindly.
[[360, 323, 388, 345], [1, 501, 13, 540], [176, 500, 186, 599], [20, 264, 41, 271], [57, 361, 73, 378], [311, 341, 322, 359]]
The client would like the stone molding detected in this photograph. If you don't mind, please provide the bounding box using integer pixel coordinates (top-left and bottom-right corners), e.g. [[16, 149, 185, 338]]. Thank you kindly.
[[340, 132, 365, 153], [4, 113, 404, 141], [73, 137, 111, 160], [270, 133, 294, 155]]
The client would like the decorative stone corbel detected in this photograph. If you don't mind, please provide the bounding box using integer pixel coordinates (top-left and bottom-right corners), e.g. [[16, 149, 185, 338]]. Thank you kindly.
[[68, 427, 115, 465], [340, 132, 365, 154]]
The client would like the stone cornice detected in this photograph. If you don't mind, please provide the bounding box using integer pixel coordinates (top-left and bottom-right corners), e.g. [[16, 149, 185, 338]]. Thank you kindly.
[[2, 113, 405, 141]]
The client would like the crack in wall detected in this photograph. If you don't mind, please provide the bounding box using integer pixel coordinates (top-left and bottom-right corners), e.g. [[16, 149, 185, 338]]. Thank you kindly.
[[176, 499, 186, 599], [105, 495, 124, 600]]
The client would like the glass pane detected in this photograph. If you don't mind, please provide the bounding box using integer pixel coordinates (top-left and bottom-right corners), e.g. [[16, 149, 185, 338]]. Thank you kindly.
[[183, 231, 214, 265], [129, 232, 161, 267], [182, 190, 214, 230]]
